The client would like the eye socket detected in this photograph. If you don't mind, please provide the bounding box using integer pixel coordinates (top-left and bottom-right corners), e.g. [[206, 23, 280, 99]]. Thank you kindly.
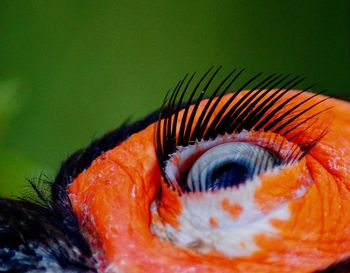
[[186, 142, 282, 192]]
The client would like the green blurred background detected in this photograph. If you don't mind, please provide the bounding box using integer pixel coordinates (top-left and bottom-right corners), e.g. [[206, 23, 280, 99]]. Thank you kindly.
[[0, 1, 349, 197]]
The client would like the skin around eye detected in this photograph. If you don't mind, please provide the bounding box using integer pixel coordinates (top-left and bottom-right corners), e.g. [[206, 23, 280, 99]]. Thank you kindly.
[[68, 91, 350, 273]]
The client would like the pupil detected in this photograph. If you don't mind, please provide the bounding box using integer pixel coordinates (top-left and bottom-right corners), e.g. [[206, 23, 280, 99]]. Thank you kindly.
[[210, 162, 249, 190]]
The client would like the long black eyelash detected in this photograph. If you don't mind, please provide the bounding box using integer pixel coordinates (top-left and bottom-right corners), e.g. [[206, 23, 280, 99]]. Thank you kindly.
[[156, 68, 330, 190]]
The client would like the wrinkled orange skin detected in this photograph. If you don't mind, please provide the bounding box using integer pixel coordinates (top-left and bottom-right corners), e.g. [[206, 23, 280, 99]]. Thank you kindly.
[[69, 92, 350, 273]]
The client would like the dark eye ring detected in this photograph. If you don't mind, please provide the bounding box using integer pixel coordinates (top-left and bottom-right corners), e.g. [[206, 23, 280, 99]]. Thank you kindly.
[[186, 142, 282, 192]]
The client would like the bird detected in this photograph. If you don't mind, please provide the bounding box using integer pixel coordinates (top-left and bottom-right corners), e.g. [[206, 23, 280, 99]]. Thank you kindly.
[[1, 68, 350, 273]]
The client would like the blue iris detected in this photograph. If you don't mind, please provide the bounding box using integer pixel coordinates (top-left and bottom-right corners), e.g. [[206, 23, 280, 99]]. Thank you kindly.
[[186, 142, 281, 192]]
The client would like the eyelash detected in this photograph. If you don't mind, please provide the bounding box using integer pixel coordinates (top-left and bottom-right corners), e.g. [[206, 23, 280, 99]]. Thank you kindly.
[[155, 67, 331, 191]]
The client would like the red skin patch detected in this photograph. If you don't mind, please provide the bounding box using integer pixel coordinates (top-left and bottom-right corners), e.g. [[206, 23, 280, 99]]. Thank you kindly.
[[221, 198, 243, 220], [209, 217, 219, 228]]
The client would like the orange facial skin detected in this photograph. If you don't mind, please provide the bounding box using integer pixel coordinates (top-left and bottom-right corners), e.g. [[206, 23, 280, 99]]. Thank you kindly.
[[68, 91, 350, 273]]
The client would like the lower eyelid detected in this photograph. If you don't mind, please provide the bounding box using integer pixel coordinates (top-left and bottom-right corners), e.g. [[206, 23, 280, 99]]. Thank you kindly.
[[254, 159, 311, 211]]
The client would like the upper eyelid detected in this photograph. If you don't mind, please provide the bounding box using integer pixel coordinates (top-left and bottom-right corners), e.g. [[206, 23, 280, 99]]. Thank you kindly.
[[156, 68, 330, 189]]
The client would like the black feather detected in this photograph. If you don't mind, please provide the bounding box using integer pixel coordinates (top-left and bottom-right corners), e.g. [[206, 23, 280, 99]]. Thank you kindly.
[[0, 197, 96, 272]]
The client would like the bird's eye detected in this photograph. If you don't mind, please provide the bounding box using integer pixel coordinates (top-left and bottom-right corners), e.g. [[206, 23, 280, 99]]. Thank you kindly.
[[163, 133, 287, 194], [183, 142, 281, 192], [155, 68, 329, 196]]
